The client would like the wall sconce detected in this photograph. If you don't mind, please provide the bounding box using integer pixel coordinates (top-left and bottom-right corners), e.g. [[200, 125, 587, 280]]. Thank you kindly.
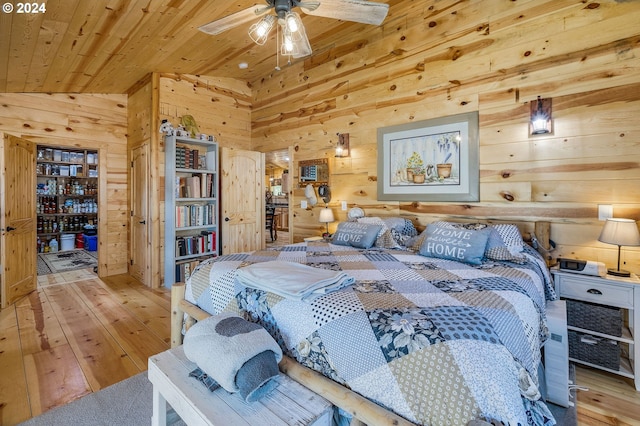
[[529, 96, 553, 135], [335, 133, 350, 158]]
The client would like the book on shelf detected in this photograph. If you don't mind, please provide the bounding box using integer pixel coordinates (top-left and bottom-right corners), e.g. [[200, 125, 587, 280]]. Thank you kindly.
[[176, 174, 214, 198], [175, 145, 206, 170], [175, 231, 216, 257], [175, 259, 202, 283], [185, 176, 201, 198], [175, 204, 215, 228]]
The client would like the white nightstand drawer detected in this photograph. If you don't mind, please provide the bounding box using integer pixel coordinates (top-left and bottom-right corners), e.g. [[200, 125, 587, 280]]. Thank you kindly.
[[557, 275, 633, 309]]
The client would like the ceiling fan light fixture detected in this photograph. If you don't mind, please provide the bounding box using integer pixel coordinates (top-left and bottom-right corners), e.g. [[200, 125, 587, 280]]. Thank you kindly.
[[248, 14, 276, 45], [281, 29, 312, 58], [283, 11, 302, 33], [279, 12, 312, 58]]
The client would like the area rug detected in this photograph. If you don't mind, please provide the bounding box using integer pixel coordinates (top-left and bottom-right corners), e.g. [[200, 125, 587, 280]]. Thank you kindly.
[[40, 249, 97, 274], [36, 255, 52, 275], [19, 372, 185, 426]]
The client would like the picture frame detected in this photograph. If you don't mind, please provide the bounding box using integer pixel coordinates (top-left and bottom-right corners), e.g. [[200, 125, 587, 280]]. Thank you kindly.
[[377, 111, 479, 202]]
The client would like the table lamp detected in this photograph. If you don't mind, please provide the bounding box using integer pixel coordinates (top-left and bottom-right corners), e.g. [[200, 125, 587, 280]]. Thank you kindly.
[[318, 207, 335, 237], [598, 218, 640, 277]]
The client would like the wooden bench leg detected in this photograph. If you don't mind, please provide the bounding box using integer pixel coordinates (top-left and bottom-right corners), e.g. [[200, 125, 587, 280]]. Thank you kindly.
[[152, 385, 168, 426]]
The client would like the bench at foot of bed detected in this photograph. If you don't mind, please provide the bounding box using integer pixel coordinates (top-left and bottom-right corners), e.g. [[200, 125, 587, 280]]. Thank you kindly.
[[148, 346, 334, 426]]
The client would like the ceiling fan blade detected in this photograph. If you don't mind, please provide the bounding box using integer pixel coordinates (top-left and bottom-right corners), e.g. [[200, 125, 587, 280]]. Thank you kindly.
[[198, 4, 272, 36], [301, 0, 389, 25], [295, 1, 320, 12]]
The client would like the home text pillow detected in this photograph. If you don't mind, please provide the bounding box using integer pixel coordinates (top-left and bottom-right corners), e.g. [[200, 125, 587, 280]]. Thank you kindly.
[[418, 223, 491, 265], [424, 221, 527, 263], [332, 222, 383, 249]]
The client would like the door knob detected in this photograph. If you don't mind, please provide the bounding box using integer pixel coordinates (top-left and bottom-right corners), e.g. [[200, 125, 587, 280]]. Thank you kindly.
[[225, 217, 230, 221], [139, 220, 146, 224], [6, 226, 16, 231]]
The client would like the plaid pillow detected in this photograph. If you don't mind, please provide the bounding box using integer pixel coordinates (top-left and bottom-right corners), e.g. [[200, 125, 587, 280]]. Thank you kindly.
[[357, 217, 401, 249]]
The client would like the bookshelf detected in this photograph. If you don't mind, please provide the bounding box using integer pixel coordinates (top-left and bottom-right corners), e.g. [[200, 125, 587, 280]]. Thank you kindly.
[[164, 134, 219, 287]]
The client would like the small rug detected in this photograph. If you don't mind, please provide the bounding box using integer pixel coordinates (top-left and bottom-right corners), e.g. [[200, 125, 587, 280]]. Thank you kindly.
[[19, 372, 185, 426], [40, 249, 97, 274]]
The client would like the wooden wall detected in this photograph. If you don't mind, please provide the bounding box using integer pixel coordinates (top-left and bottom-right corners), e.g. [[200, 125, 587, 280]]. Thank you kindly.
[[0, 93, 129, 275], [129, 73, 253, 286], [250, 0, 640, 274]]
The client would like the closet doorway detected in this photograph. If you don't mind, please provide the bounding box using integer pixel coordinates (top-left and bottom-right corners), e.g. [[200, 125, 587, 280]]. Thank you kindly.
[[36, 144, 98, 280], [265, 148, 293, 248]]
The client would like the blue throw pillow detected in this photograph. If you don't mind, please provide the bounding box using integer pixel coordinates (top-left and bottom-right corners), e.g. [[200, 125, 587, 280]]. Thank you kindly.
[[418, 223, 490, 265], [332, 222, 383, 249]]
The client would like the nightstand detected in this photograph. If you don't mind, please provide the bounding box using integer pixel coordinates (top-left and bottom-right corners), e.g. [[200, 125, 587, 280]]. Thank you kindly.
[[552, 270, 640, 390]]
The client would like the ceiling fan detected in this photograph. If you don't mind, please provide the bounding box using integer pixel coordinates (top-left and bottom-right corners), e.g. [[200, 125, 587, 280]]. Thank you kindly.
[[198, 0, 389, 59]]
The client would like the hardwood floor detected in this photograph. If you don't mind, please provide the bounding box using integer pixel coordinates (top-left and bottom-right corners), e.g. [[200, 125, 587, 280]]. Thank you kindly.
[[1, 271, 639, 425], [0, 271, 171, 425]]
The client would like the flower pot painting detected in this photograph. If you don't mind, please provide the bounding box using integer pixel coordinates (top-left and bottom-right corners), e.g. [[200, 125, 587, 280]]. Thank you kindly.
[[377, 111, 479, 202], [390, 133, 460, 186]]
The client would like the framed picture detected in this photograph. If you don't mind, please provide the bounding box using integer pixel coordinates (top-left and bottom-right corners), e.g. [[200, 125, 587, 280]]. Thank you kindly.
[[377, 111, 479, 202]]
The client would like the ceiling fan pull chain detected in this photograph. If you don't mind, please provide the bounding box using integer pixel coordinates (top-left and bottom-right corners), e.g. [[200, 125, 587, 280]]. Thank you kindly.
[[275, 24, 281, 71]]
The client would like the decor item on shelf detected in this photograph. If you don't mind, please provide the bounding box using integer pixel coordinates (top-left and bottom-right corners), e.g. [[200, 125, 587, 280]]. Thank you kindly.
[[318, 207, 334, 238], [198, 0, 389, 60], [159, 119, 175, 135], [181, 115, 200, 138], [530, 96, 553, 135], [598, 218, 640, 277], [335, 133, 350, 158]]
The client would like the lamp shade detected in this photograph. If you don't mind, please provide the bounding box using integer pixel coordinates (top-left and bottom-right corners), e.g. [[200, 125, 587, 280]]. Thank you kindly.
[[598, 218, 640, 247], [318, 208, 334, 224], [248, 15, 276, 45]]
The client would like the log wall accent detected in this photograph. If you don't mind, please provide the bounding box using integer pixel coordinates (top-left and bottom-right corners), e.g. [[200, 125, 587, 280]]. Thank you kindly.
[[0, 93, 129, 276], [249, 1, 640, 274]]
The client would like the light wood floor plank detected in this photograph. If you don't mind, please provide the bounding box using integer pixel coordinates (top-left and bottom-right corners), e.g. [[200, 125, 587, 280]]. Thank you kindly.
[[43, 282, 140, 391], [22, 344, 91, 417], [96, 274, 172, 344], [0, 305, 30, 425], [72, 279, 170, 370], [15, 289, 67, 355]]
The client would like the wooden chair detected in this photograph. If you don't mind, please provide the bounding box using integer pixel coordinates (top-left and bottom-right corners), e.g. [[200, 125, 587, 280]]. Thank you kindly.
[[266, 207, 278, 241]]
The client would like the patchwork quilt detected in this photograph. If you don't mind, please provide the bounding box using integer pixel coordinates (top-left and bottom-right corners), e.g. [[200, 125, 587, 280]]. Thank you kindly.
[[186, 242, 557, 426]]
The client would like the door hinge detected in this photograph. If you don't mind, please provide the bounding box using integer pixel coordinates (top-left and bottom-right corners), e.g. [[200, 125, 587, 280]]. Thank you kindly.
[[130, 259, 134, 266], [130, 210, 133, 217], [131, 161, 134, 168]]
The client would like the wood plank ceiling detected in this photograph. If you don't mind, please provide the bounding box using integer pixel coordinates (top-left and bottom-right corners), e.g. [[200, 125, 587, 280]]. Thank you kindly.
[[0, 0, 406, 93]]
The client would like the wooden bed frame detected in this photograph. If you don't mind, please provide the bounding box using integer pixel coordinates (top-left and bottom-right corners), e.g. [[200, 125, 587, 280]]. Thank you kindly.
[[169, 222, 552, 426]]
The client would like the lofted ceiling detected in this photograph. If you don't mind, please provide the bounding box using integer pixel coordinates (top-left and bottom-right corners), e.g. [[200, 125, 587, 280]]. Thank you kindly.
[[0, 0, 394, 94]]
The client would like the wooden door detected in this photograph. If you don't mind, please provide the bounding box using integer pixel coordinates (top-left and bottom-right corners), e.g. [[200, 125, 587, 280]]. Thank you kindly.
[[130, 144, 150, 285], [220, 148, 264, 254], [1, 134, 36, 308]]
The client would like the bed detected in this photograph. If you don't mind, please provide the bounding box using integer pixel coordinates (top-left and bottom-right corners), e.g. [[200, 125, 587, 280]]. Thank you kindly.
[[171, 219, 558, 426]]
